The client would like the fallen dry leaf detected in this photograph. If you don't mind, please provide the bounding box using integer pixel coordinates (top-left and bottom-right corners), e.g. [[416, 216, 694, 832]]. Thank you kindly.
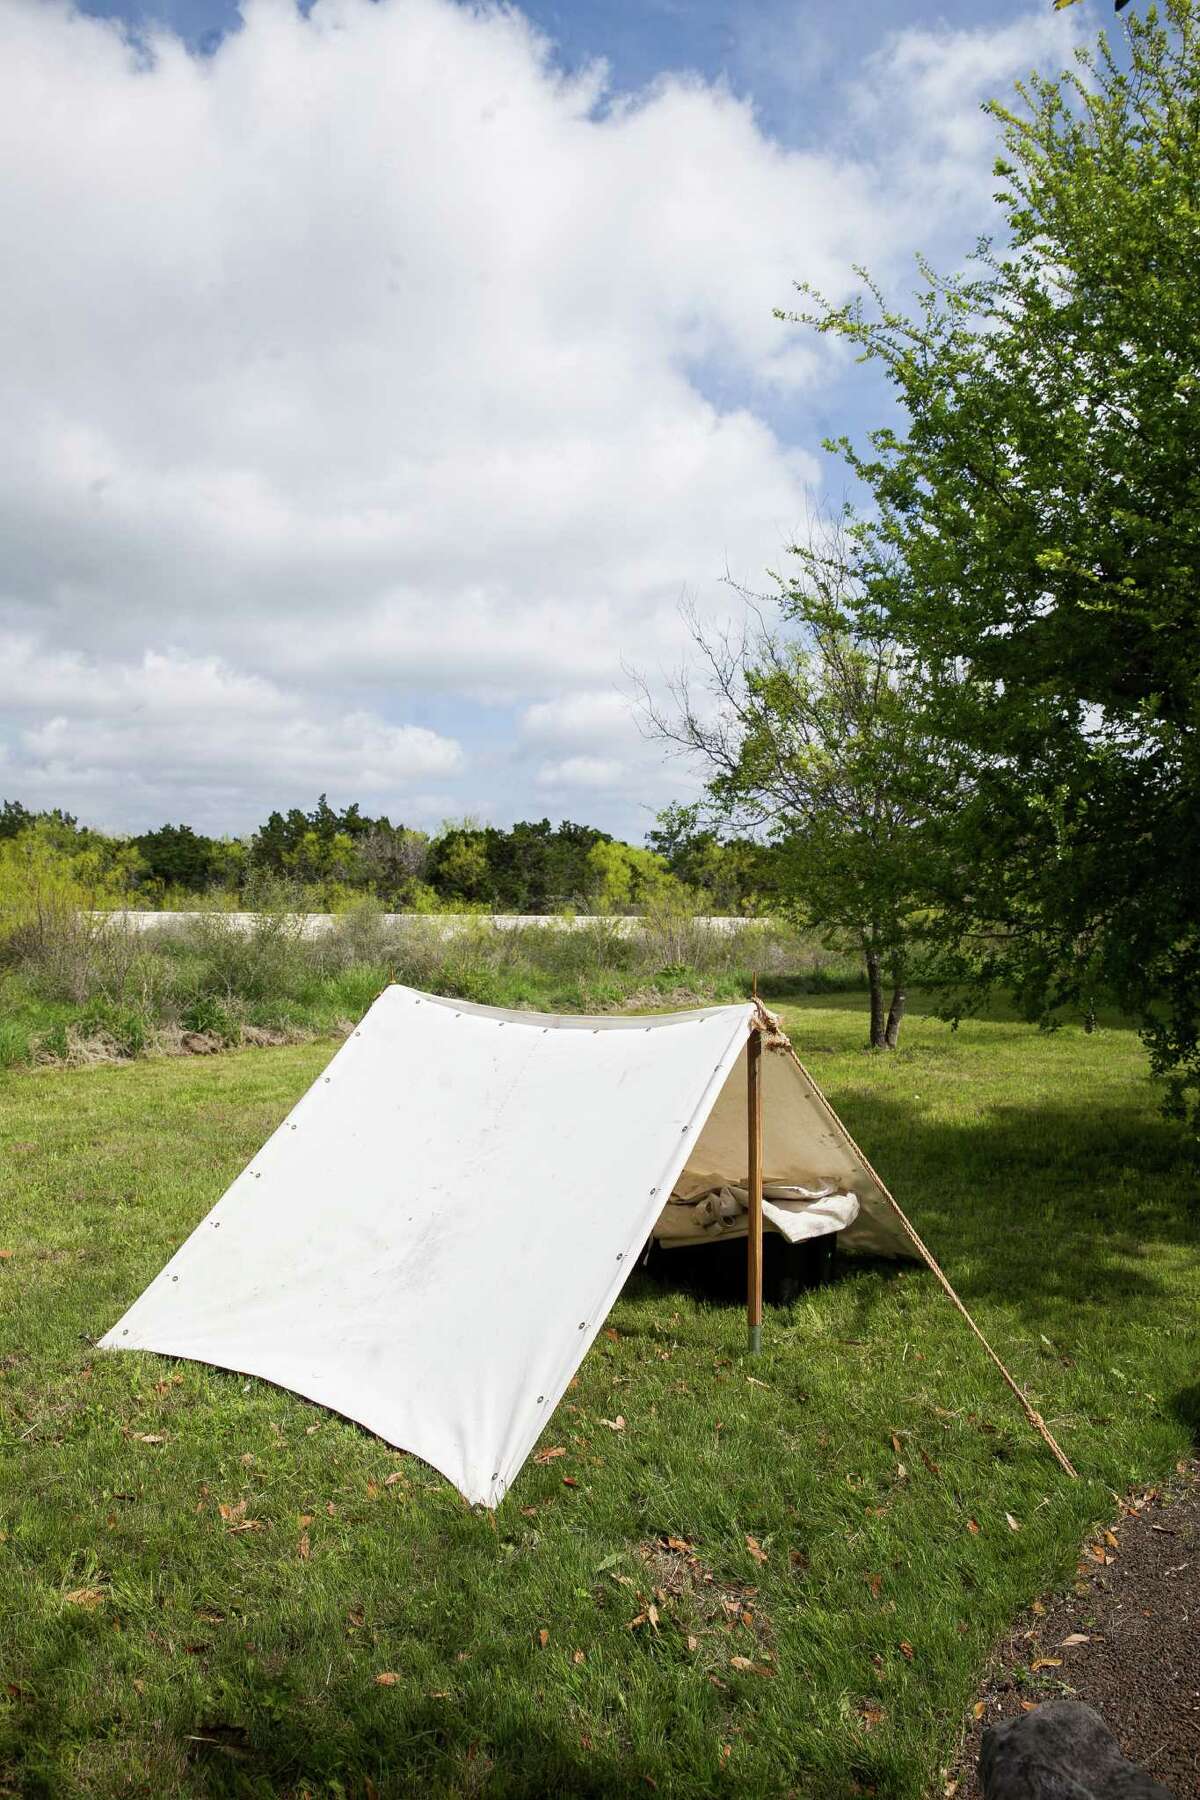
[[1060, 1632, 1090, 1647], [686, 1634, 699, 1652], [603, 1328, 620, 1342], [132, 1433, 165, 1445], [534, 1446, 566, 1465], [537, 1628, 549, 1648], [966, 1518, 981, 1535], [746, 1375, 769, 1389], [972, 1701, 986, 1721], [562, 1475, 579, 1488], [218, 1501, 246, 1523], [719, 1744, 732, 1765], [891, 1434, 903, 1455], [1006, 1513, 1021, 1532], [1031, 1600, 1046, 1616], [646, 1604, 659, 1631], [298, 1532, 310, 1561], [1030, 1656, 1062, 1672], [1020, 1700, 1039, 1713], [627, 1613, 648, 1631], [745, 1535, 768, 1564], [664, 1535, 694, 1553], [600, 1416, 626, 1433], [326, 1502, 336, 1517], [919, 1447, 941, 1475], [64, 1587, 105, 1609], [858, 1700, 886, 1729], [384, 1472, 406, 1487], [375, 1672, 399, 1687], [730, 1655, 754, 1671], [572, 1649, 585, 1665], [298, 1513, 314, 1528], [0, 1250, 12, 1260], [1104, 1529, 1119, 1549], [866, 1572, 883, 1599], [899, 1640, 914, 1662]]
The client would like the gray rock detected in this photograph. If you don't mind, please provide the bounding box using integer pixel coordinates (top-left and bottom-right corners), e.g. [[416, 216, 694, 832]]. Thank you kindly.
[[981, 1701, 1175, 1799]]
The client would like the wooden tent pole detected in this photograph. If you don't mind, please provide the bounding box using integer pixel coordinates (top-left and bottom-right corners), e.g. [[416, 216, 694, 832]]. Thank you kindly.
[[746, 1023, 763, 1355]]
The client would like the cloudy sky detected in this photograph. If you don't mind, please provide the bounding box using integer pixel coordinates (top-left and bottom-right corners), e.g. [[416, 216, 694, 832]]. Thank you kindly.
[[1, 0, 1085, 842]]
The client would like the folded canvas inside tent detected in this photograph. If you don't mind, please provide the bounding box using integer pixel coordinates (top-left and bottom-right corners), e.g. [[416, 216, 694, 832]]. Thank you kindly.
[[100, 984, 1073, 1504]]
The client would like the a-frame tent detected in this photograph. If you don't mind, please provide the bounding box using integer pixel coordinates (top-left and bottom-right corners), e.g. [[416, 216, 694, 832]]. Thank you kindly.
[[100, 986, 1074, 1505]]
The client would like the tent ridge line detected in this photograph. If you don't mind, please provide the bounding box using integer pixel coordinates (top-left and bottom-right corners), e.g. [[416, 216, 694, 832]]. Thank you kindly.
[[769, 1023, 1077, 1482]]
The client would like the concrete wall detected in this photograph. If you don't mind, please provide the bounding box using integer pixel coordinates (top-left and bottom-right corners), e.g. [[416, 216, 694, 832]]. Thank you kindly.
[[101, 911, 758, 938]]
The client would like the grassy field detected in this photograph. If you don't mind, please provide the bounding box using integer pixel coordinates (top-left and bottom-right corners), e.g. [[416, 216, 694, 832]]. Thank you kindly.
[[0, 909, 859, 1071], [1, 996, 1197, 1798]]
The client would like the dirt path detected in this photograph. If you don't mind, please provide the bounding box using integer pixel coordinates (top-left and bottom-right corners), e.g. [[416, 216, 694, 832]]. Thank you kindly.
[[948, 1457, 1200, 1799]]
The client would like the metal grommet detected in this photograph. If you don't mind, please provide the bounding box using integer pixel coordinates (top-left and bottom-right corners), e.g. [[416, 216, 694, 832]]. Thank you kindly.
[[171, 1276, 178, 1283], [536, 1396, 544, 1404], [578, 1321, 586, 1330], [616, 1253, 623, 1262], [122, 1329, 129, 1336], [649, 1187, 657, 1196]]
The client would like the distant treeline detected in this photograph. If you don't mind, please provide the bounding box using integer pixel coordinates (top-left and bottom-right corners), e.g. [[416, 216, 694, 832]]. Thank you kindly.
[[0, 796, 766, 915]]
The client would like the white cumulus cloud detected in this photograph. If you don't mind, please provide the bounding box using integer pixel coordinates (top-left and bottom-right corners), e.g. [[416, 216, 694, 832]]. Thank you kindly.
[[0, 0, 1081, 836]]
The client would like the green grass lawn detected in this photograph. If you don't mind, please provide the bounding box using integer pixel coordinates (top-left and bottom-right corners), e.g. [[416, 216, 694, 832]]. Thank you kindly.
[[1, 997, 1197, 1798]]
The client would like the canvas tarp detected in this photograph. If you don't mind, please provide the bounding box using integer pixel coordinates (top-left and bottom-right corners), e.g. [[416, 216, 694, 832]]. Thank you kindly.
[[100, 985, 909, 1507], [666, 1045, 911, 1258]]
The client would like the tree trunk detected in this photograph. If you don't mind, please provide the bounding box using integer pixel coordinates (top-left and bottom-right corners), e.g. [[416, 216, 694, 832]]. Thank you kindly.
[[884, 981, 907, 1049], [865, 945, 886, 1049]]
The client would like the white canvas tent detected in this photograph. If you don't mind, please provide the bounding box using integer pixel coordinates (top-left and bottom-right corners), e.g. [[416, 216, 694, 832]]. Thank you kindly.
[[100, 985, 1075, 1504]]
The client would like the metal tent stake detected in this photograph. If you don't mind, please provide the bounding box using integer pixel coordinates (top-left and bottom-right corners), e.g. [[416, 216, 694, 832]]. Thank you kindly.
[[746, 1024, 763, 1355]]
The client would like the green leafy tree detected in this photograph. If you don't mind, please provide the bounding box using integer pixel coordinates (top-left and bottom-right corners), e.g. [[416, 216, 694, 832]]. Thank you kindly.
[[784, 0, 1200, 1109], [0, 799, 35, 840], [641, 540, 967, 1048], [428, 825, 492, 905], [646, 804, 764, 914], [357, 824, 431, 905], [584, 840, 677, 914], [134, 823, 220, 891]]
